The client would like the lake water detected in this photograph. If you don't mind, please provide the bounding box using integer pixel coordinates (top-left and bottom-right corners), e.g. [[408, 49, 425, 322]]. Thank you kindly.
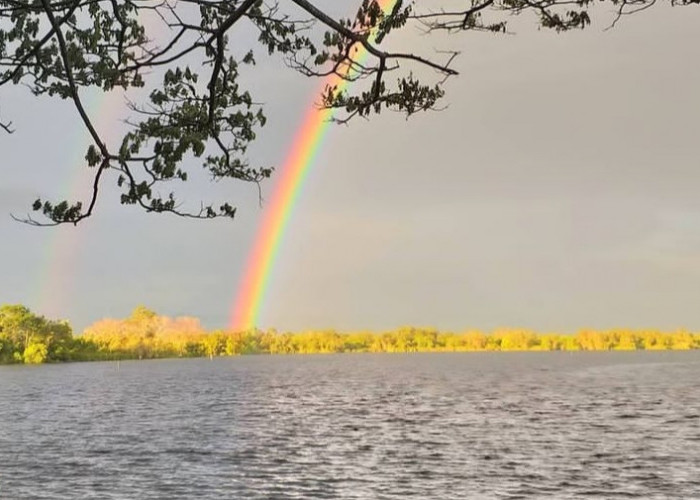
[[1, 351, 699, 499]]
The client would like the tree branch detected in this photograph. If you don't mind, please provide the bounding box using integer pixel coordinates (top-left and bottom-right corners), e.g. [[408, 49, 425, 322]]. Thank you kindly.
[[290, 0, 458, 76], [39, 0, 108, 156], [0, 118, 13, 133], [4, 0, 692, 225], [0, 2, 82, 86]]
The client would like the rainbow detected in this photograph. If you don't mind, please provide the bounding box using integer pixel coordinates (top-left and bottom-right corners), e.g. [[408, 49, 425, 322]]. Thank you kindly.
[[230, 0, 397, 331], [36, 90, 123, 320], [37, 9, 162, 321]]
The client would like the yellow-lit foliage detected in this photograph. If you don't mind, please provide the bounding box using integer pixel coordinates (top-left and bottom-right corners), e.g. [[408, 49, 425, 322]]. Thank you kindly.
[[5, 303, 700, 364], [83, 306, 206, 359], [79, 309, 700, 360]]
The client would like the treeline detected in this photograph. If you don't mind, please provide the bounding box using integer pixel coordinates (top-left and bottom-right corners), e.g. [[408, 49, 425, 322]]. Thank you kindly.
[[0, 304, 97, 364], [2, 304, 700, 364]]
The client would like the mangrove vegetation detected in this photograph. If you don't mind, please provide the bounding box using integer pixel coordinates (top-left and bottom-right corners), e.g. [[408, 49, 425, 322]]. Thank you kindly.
[[1, 304, 700, 365]]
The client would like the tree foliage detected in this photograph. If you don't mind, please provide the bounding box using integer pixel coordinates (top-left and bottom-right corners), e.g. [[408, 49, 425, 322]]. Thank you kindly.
[[71, 323, 700, 357], [1, 0, 697, 224], [0, 304, 79, 362], [2, 304, 700, 364]]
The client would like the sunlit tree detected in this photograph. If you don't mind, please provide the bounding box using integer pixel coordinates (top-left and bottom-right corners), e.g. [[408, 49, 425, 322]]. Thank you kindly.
[[0, 304, 74, 363]]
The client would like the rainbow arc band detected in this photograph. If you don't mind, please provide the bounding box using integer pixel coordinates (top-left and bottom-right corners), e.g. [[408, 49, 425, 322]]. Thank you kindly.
[[230, 0, 397, 331]]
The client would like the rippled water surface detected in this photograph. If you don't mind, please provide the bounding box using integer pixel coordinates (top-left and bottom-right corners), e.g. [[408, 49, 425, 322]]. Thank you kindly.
[[1, 351, 700, 499]]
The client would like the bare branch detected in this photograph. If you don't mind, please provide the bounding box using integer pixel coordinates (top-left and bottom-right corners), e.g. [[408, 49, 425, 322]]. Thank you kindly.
[[0, 118, 13, 134]]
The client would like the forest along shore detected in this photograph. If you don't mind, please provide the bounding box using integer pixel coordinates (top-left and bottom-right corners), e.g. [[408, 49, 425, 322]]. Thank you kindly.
[[1, 304, 699, 365]]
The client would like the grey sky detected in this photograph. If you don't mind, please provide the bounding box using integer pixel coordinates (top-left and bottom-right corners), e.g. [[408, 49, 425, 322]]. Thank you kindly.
[[1, 4, 699, 333]]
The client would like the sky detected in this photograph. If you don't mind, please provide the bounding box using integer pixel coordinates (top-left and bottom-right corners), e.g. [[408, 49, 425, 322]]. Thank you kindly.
[[1, 3, 699, 333]]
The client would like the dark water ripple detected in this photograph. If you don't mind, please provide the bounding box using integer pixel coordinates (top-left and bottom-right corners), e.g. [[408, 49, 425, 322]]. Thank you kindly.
[[1, 351, 700, 499]]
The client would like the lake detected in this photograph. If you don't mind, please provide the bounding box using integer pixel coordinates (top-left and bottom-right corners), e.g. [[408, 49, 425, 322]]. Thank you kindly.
[[1, 351, 699, 499]]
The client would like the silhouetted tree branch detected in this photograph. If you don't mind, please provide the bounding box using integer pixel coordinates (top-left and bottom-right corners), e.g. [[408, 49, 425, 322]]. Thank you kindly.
[[0, 0, 695, 224]]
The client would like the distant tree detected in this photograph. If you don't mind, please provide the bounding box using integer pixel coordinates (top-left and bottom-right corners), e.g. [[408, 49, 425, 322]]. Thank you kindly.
[[613, 329, 641, 350], [499, 329, 538, 351], [577, 329, 614, 350], [83, 306, 207, 358], [414, 327, 438, 351], [129, 305, 158, 323], [262, 330, 295, 354], [2, 0, 696, 224], [224, 331, 246, 355], [23, 341, 48, 364], [669, 329, 693, 350], [0, 304, 74, 362], [538, 334, 562, 351], [202, 330, 225, 358], [462, 330, 488, 351], [0, 304, 44, 354], [638, 330, 662, 350]]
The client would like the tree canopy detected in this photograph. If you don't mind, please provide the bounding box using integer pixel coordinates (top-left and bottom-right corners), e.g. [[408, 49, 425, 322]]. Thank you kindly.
[[1, 303, 699, 364], [1, 0, 696, 224], [0, 304, 76, 363]]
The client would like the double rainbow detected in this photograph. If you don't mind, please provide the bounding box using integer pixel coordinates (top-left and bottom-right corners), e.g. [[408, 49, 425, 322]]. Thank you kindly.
[[230, 0, 396, 331]]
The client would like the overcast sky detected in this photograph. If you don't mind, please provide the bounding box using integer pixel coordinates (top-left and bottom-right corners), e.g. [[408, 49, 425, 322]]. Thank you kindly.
[[1, 3, 699, 333]]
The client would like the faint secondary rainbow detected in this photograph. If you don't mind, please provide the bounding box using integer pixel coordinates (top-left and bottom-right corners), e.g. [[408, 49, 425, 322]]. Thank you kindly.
[[230, 0, 397, 331], [35, 90, 123, 320], [36, 10, 160, 321]]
